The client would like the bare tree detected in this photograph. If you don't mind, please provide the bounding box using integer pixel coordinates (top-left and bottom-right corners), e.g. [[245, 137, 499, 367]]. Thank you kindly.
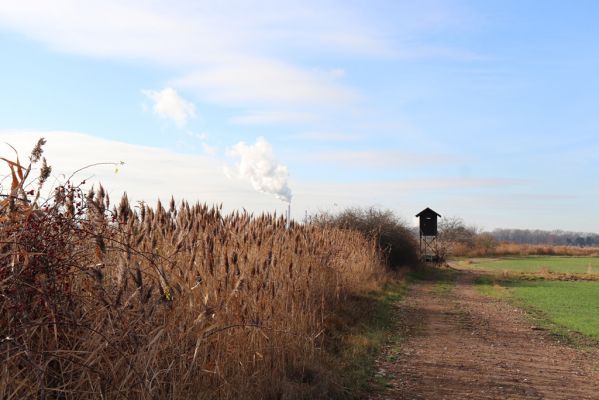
[[435, 216, 477, 260]]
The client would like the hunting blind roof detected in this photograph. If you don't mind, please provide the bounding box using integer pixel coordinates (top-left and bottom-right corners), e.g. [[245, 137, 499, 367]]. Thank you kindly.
[[415, 207, 442, 218]]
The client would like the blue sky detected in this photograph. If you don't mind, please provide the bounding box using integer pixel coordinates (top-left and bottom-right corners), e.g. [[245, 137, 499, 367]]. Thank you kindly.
[[0, 0, 598, 231]]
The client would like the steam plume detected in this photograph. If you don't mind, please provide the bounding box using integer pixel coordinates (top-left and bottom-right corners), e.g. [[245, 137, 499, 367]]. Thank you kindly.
[[225, 137, 292, 203]]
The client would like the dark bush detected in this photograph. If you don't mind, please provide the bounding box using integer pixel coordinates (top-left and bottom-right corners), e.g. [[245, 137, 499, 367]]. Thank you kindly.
[[312, 207, 420, 269]]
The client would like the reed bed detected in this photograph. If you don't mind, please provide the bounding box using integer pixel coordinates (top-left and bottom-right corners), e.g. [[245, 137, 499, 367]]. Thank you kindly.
[[0, 140, 385, 399], [491, 243, 599, 257], [452, 242, 599, 257]]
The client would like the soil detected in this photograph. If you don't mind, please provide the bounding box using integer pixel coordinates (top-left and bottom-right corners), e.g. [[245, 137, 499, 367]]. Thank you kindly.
[[370, 271, 599, 399]]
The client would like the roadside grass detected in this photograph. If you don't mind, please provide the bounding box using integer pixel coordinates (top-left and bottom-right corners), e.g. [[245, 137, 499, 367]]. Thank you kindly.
[[475, 275, 599, 345], [328, 267, 463, 398], [325, 280, 408, 399], [433, 280, 455, 295], [461, 256, 599, 274], [410, 265, 459, 282], [412, 266, 458, 295], [475, 276, 510, 299]]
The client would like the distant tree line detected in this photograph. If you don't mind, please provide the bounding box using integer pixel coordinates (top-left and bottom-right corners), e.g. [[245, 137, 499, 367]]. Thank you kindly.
[[434, 217, 497, 258], [489, 229, 599, 247]]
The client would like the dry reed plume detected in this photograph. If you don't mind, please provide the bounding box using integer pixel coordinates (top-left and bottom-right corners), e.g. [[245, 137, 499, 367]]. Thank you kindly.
[[0, 140, 385, 399]]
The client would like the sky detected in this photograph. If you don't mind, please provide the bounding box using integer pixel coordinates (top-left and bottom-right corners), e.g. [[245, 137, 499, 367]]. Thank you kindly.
[[0, 0, 598, 232]]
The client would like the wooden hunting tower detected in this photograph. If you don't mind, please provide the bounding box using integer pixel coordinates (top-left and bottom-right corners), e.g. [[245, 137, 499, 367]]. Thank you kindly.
[[416, 207, 441, 263]]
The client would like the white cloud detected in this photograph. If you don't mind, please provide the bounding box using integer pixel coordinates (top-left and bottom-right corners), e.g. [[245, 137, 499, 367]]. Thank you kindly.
[[329, 68, 346, 78], [230, 110, 316, 125], [175, 58, 354, 107], [0, 131, 283, 212], [201, 142, 217, 155], [225, 137, 292, 203], [309, 150, 461, 168], [0, 1, 363, 111], [0, 131, 532, 229], [0, 1, 479, 125], [295, 179, 527, 198], [292, 132, 358, 142], [184, 131, 209, 141], [142, 87, 196, 127]]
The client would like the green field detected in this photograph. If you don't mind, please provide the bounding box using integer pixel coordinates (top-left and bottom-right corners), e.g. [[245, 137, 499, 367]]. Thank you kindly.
[[477, 279, 599, 341], [462, 256, 599, 274]]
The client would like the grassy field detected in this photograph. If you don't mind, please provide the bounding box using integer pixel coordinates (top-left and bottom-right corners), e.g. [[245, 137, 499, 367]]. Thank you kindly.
[[477, 278, 599, 341], [461, 256, 599, 274]]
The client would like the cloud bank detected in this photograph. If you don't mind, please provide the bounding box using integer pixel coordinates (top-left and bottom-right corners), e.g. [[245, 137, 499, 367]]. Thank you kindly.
[[0, 0, 364, 116], [0, 0, 478, 129], [0, 131, 540, 229], [0, 131, 283, 212]]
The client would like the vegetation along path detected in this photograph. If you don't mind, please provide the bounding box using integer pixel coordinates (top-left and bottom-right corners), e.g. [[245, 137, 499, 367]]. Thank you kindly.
[[371, 271, 599, 399]]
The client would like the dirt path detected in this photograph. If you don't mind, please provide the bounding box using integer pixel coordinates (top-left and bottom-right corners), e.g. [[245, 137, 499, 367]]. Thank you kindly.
[[371, 271, 599, 399]]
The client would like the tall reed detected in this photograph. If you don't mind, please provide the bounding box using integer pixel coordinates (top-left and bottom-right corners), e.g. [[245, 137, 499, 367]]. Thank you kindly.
[[0, 141, 385, 399]]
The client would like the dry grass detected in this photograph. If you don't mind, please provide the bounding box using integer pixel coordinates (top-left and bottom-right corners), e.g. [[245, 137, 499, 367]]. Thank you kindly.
[[0, 141, 386, 399], [452, 242, 599, 258], [492, 243, 599, 257]]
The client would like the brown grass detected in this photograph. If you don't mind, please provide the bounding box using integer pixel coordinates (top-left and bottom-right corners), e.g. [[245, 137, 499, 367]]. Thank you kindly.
[[452, 242, 599, 258], [0, 141, 386, 399], [479, 269, 599, 282]]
